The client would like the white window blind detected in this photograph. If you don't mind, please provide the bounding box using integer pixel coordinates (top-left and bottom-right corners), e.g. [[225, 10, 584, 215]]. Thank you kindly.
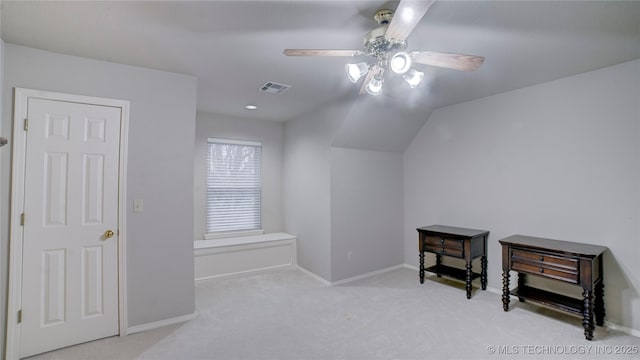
[[206, 138, 262, 235]]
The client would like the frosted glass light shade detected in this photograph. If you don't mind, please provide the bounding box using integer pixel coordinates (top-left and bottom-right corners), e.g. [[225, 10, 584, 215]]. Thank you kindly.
[[345, 62, 369, 83], [403, 69, 424, 88], [366, 76, 384, 95]]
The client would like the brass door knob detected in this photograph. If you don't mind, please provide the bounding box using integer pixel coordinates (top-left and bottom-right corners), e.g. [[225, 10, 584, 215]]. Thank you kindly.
[[104, 230, 115, 239]]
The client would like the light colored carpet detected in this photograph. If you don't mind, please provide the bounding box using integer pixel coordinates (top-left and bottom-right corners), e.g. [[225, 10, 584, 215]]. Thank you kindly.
[[28, 268, 639, 359]]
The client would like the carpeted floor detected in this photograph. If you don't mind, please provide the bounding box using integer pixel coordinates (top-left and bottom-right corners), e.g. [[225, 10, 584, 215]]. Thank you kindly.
[[28, 268, 639, 359]]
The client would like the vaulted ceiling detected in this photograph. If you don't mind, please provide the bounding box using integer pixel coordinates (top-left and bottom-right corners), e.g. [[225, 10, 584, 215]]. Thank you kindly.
[[2, 1, 639, 122]]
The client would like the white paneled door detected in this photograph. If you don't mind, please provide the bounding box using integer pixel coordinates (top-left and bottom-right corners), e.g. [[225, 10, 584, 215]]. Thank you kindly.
[[19, 98, 121, 358]]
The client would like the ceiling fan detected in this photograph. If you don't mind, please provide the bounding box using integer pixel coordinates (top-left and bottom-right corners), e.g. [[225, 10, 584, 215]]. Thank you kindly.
[[284, 0, 485, 95]]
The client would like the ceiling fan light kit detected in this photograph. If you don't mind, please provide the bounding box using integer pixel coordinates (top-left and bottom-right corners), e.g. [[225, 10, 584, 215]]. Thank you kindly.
[[366, 74, 384, 96], [403, 69, 425, 88], [284, 0, 485, 96], [346, 62, 370, 83], [389, 51, 412, 75]]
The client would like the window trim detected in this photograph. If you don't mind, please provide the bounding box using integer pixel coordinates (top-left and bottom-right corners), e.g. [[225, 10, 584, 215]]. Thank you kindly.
[[207, 137, 261, 147]]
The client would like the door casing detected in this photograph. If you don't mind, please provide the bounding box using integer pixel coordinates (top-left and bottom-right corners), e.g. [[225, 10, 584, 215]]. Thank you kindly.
[[5, 88, 130, 360]]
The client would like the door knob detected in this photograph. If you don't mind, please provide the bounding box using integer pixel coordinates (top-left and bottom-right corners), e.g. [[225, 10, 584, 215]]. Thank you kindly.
[[104, 230, 115, 239]]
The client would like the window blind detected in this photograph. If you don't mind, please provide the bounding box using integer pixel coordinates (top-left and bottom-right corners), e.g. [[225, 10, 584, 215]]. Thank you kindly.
[[206, 138, 262, 234]]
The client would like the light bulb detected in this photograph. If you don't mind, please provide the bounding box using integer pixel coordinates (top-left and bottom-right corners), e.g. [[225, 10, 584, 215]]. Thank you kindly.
[[366, 76, 384, 95], [390, 52, 412, 74]]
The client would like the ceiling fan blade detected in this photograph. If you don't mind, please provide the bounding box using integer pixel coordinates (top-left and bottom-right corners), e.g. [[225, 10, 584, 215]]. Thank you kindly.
[[412, 51, 485, 71], [385, 0, 435, 42], [283, 49, 362, 57]]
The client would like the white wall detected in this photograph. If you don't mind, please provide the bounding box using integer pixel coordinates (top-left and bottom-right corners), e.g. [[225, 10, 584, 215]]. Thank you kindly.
[[283, 103, 343, 280], [330, 147, 403, 281], [404, 59, 640, 331], [1, 44, 197, 330], [284, 98, 409, 282], [331, 96, 430, 153], [194, 112, 284, 238]]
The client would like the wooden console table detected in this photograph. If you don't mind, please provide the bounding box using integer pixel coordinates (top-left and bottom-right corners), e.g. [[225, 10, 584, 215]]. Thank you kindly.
[[417, 225, 489, 299], [499, 235, 607, 340]]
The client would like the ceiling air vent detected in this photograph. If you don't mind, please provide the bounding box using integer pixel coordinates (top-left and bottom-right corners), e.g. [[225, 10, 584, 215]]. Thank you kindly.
[[259, 81, 290, 95]]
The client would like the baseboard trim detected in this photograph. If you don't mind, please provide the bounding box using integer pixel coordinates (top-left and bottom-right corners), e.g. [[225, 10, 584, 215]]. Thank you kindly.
[[402, 263, 418, 271], [605, 321, 640, 338], [297, 264, 407, 286], [297, 265, 331, 286], [127, 312, 196, 335], [331, 265, 405, 286]]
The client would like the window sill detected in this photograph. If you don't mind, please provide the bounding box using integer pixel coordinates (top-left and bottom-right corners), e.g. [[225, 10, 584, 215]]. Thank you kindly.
[[204, 229, 264, 240], [194, 232, 296, 250]]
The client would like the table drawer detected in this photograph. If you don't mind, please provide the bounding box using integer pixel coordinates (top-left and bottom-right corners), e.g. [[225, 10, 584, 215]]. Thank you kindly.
[[512, 261, 579, 284], [512, 249, 578, 271], [424, 244, 463, 258], [424, 235, 463, 250]]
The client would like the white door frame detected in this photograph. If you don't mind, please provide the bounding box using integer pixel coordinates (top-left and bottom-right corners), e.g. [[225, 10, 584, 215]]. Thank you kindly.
[[5, 88, 130, 360]]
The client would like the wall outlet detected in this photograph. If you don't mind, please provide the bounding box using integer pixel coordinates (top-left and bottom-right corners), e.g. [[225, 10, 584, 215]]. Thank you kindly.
[[133, 199, 144, 212], [347, 251, 353, 261]]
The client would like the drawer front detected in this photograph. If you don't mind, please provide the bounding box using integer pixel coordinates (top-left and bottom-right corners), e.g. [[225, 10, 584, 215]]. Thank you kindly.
[[512, 249, 578, 271], [512, 261, 579, 284], [424, 244, 464, 258], [424, 235, 463, 250]]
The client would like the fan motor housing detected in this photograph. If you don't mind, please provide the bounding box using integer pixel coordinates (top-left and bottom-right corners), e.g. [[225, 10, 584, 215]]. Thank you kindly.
[[363, 26, 407, 60], [374, 9, 394, 25], [364, 9, 407, 61]]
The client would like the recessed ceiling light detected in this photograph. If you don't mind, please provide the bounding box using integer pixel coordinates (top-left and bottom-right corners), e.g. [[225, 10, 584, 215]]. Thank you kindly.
[[245, 105, 258, 110]]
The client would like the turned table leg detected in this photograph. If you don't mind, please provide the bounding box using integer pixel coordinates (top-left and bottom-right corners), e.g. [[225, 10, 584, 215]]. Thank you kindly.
[[481, 256, 487, 290], [502, 270, 510, 311], [419, 251, 425, 284], [583, 289, 595, 340], [517, 273, 526, 302], [435, 254, 442, 278], [465, 261, 472, 299], [595, 282, 605, 326]]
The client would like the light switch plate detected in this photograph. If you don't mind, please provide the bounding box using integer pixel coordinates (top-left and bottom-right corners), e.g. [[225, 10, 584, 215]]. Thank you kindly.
[[133, 199, 144, 212]]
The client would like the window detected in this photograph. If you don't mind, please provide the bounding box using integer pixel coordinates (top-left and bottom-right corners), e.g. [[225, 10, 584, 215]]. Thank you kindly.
[[206, 138, 262, 237]]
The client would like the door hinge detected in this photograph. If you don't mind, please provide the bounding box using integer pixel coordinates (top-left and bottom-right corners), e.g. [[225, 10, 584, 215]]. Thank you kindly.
[[17, 310, 22, 324], [20, 213, 25, 226], [24, 118, 28, 131]]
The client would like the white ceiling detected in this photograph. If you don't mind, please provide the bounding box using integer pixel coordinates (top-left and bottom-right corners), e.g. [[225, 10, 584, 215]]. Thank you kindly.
[[1, 1, 639, 122]]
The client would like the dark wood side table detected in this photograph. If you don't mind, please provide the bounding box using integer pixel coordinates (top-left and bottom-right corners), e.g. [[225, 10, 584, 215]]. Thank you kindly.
[[499, 235, 607, 340], [417, 225, 489, 299]]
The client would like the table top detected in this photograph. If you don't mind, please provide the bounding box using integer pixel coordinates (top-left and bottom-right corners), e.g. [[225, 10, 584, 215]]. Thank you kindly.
[[499, 235, 607, 257], [417, 225, 489, 238]]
